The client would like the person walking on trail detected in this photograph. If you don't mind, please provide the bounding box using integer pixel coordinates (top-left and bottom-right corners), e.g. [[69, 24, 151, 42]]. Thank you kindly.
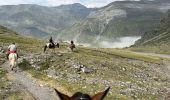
[[6, 42, 17, 59]]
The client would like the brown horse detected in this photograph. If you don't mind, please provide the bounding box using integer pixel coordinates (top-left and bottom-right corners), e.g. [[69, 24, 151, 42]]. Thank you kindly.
[[54, 87, 110, 100], [44, 43, 59, 53], [69, 40, 75, 52]]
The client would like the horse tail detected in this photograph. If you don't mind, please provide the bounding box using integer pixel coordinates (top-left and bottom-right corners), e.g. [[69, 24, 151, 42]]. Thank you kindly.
[[44, 45, 47, 52]]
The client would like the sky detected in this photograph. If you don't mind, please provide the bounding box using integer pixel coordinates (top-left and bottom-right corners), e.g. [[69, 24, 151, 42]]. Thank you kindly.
[[0, 0, 141, 8]]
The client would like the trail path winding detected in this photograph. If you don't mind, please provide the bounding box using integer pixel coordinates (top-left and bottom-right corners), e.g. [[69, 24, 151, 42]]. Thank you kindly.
[[1, 61, 60, 100], [133, 52, 170, 59]]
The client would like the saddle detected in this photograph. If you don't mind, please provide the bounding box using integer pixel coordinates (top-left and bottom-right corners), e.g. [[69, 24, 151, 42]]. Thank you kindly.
[[6, 50, 18, 59]]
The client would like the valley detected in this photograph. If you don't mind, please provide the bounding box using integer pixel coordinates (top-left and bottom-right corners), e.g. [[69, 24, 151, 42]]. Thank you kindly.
[[0, 0, 170, 100], [1, 0, 170, 46]]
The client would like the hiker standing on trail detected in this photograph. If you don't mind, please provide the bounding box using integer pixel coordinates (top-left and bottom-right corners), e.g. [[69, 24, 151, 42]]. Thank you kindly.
[[6, 42, 17, 59]]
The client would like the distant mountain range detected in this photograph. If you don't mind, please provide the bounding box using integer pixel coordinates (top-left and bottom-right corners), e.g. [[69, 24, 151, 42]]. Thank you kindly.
[[0, 3, 93, 38], [0, 0, 170, 44], [59, 0, 170, 44], [0, 25, 17, 35]]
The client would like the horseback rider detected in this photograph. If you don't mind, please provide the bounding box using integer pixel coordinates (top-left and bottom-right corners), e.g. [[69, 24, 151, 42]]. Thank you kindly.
[[49, 36, 53, 43], [44, 37, 57, 53], [6, 42, 17, 59], [70, 40, 75, 51], [48, 36, 54, 46]]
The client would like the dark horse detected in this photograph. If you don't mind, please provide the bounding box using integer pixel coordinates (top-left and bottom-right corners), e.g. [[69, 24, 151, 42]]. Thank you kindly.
[[69, 40, 75, 52], [44, 42, 59, 53], [54, 87, 110, 100]]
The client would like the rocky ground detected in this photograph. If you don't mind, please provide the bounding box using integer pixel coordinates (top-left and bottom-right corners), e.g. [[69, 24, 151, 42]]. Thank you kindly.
[[0, 49, 61, 100], [0, 45, 170, 100]]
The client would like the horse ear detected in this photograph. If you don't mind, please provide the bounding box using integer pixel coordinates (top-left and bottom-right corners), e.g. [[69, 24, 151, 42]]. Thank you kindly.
[[54, 88, 71, 100], [92, 87, 110, 100]]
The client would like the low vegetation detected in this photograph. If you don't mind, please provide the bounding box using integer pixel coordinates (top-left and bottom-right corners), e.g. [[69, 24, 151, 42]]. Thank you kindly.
[[1, 26, 170, 100], [16, 46, 169, 100]]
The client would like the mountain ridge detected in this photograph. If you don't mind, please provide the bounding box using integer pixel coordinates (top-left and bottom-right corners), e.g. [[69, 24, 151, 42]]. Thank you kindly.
[[132, 9, 170, 54], [58, 0, 170, 44], [0, 3, 94, 38], [0, 0, 170, 45]]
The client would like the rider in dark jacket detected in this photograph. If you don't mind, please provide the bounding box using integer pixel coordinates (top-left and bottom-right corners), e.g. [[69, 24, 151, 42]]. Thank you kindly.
[[49, 37, 54, 43]]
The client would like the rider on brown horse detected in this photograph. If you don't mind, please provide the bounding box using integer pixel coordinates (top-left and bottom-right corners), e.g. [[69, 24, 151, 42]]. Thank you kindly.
[[70, 40, 75, 52]]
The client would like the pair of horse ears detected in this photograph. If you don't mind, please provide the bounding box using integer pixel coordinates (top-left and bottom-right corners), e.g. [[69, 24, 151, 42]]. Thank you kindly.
[[54, 87, 110, 100]]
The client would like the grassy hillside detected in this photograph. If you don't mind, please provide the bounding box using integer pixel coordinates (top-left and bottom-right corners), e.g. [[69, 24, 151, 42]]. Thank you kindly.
[[0, 26, 38, 100], [20, 46, 170, 100], [0, 26, 44, 53], [0, 26, 169, 100], [132, 10, 170, 54], [0, 25, 17, 35]]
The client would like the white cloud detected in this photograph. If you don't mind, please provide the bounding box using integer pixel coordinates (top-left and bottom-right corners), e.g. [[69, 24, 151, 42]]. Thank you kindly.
[[0, 0, 44, 5], [0, 0, 141, 7], [82, 0, 122, 7], [44, 0, 80, 6], [84, 0, 141, 7]]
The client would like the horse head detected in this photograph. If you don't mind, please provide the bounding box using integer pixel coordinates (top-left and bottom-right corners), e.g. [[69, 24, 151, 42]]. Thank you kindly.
[[54, 87, 110, 100]]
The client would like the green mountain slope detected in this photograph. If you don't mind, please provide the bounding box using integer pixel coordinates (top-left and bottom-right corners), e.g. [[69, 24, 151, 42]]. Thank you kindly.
[[57, 0, 170, 44], [0, 4, 93, 38], [0, 25, 17, 35], [1, 0, 170, 44], [0, 25, 43, 52], [132, 9, 170, 54]]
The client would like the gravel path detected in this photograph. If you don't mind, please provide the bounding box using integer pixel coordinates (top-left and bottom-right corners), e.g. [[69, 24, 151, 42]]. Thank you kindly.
[[1, 62, 60, 100]]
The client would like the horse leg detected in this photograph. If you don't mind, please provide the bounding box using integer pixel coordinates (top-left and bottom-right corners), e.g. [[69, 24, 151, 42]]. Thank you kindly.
[[9, 59, 14, 70], [71, 47, 73, 52], [52, 48, 55, 54], [44, 45, 47, 53], [13, 59, 17, 72], [57, 43, 59, 48]]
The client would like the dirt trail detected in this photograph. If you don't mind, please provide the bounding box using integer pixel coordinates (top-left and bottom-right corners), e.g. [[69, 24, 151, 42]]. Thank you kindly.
[[1, 62, 60, 100], [133, 52, 170, 59]]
